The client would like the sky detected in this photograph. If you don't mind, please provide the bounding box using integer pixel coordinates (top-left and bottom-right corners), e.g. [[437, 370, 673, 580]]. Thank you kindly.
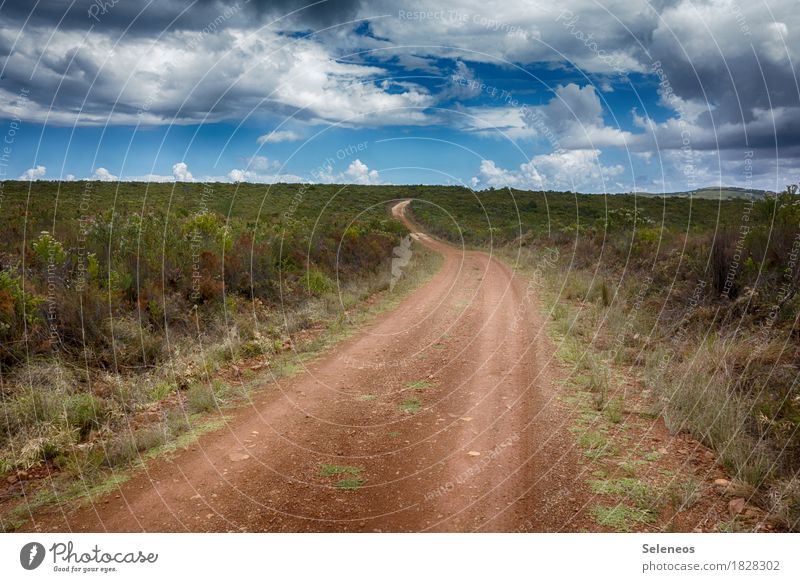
[[0, 0, 798, 193]]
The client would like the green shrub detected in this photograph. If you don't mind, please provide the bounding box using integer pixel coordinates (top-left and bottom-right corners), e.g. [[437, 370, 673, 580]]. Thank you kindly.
[[102, 425, 168, 467], [186, 382, 221, 413], [31, 231, 66, 264], [306, 269, 334, 295], [150, 381, 177, 401], [0, 271, 45, 365], [63, 393, 107, 438], [1, 423, 78, 470]]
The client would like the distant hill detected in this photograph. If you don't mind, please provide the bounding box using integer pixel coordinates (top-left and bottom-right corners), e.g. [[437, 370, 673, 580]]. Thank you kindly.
[[631, 186, 774, 200]]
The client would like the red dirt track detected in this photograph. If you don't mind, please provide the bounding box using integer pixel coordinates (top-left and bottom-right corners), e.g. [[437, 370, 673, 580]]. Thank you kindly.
[[24, 200, 590, 532]]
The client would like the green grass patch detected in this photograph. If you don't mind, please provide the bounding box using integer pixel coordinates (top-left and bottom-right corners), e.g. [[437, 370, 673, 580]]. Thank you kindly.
[[399, 398, 422, 413], [320, 464, 362, 477], [406, 380, 432, 391], [150, 381, 177, 401], [604, 397, 624, 423], [593, 504, 656, 532], [667, 478, 703, 510], [335, 478, 365, 490], [578, 430, 615, 459], [590, 477, 654, 506]]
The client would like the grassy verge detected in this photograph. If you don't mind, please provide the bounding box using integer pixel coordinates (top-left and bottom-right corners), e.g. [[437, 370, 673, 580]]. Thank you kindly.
[[501, 245, 793, 531]]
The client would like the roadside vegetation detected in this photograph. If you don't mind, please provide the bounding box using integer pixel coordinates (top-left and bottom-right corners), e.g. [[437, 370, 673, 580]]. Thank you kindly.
[[409, 185, 800, 531], [0, 180, 438, 530]]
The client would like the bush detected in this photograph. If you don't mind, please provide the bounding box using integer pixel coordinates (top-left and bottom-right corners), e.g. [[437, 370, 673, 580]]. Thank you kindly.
[[105, 317, 164, 368], [31, 231, 66, 265], [0, 270, 45, 365], [186, 381, 220, 414], [1, 423, 78, 471], [63, 393, 107, 438], [102, 425, 168, 467], [1, 389, 107, 448], [305, 269, 334, 295], [2, 389, 61, 438]]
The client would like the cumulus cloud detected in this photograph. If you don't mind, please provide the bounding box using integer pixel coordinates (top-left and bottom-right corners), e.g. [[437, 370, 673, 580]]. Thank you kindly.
[[257, 130, 301, 144], [172, 162, 194, 181], [475, 159, 542, 189], [227, 168, 303, 183], [92, 168, 119, 181], [457, 105, 537, 140], [0, 24, 434, 127], [86, 165, 194, 183], [247, 156, 280, 172], [369, 0, 800, 155], [19, 165, 46, 180], [226, 155, 299, 183], [307, 158, 381, 184], [474, 149, 624, 192], [228, 169, 251, 182], [459, 83, 631, 148], [344, 159, 381, 184]]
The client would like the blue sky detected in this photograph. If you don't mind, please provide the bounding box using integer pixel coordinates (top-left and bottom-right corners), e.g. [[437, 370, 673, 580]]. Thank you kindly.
[[1, 0, 798, 192]]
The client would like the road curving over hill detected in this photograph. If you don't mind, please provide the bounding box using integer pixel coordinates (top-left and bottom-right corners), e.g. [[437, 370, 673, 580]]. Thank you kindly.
[[24, 200, 590, 532]]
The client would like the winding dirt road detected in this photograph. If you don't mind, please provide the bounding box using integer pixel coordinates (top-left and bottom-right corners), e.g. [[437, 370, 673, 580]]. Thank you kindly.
[[25, 200, 589, 532]]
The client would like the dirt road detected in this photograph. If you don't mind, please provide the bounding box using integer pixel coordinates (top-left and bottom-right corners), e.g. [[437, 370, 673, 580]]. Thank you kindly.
[[25, 200, 589, 532]]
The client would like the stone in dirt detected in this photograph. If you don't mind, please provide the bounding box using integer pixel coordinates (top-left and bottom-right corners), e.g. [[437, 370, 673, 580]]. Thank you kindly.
[[713, 478, 730, 487], [728, 497, 746, 517]]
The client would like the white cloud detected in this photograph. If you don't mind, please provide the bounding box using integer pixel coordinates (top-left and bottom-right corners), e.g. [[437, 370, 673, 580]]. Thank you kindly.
[[344, 159, 381, 185], [247, 156, 280, 172], [460, 83, 631, 148], [227, 168, 303, 184], [83, 162, 193, 183], [227, 169, 249, 182], [257, 130, 301, 144], [474, 149, 624, 192], [534, 149, 624, 188], [92, 167, 118, 181], [172, 162, 194, 181], [0, 26, 435, 127], [306, 158, 381, 184], [475, 159, 541, 189], [19, 165, 46, 180], [536, 83, 631, 149], [458, 105, 537, 140], [129, 174, 175, 182]]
